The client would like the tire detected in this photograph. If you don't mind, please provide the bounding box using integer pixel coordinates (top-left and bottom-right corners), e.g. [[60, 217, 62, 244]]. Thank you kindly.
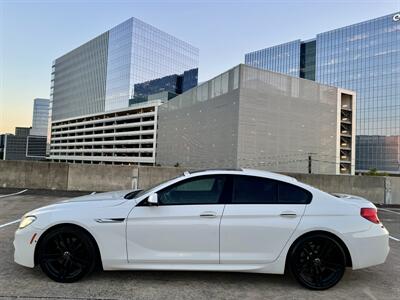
[[37, 225, 97, 283], [289, 234, 346, 290]]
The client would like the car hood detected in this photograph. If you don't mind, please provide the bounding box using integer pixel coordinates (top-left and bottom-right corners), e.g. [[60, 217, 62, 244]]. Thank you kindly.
[[24, 190, 136, 229], [28, 190, 134, 216], [59, 190, 133, 203]]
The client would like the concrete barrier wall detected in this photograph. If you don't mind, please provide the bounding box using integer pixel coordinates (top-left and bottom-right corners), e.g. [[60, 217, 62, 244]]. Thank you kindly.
[[137, 166, 188, 189], [386, 177, 400, 205], [0, 160, 398, 204], [0, 161, 183, 192], [0, 160, 69, 190], [285, 173, 386, 204], [67, 164, 139, 192]]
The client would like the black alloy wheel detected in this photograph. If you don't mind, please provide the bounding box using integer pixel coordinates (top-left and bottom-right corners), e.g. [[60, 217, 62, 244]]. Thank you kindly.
[[289, 234, 346, 290], [37, 226, 97, 283]]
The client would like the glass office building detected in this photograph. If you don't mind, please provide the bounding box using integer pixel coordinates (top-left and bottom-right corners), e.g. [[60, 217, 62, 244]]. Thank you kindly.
[[30, 98, 49, 137], [51, 17, 199, 121], [1, 127, 47, 161], [245, 40, 301, 77], [245, 12, 400, 173]]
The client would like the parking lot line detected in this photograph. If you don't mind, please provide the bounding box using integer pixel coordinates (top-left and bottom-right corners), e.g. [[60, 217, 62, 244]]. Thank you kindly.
[[389, 236, 400, 242], [0, 189, 28, 199], [378, 208, 400, 215], [0, 219, 20, 229]]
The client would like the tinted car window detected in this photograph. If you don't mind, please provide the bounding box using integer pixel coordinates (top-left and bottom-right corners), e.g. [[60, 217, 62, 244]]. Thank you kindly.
[[158, 176, 226, 205], [174, 178, 215, 191], [233, 176, 278, 204], [279, 182, 312, 204], [231, 175, 312, 204]]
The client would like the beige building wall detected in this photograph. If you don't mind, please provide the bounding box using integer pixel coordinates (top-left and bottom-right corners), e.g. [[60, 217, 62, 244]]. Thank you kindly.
[[156, 67, 240, 168], [157, 65, 355, 175]]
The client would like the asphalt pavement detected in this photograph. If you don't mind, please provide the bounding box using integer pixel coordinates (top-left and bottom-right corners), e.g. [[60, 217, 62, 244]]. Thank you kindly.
[[0, 189, 399, 300]]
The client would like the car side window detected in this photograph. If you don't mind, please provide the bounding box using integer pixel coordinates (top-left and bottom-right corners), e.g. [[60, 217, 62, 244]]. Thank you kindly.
[[232, 175, 312, 204], [157, 175, 227, 205], [279, 182, 312, 204], [232, 175, 278, 204]]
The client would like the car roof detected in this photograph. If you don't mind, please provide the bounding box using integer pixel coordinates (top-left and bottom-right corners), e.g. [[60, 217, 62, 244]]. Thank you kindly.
[[184, 168, 297, 184]]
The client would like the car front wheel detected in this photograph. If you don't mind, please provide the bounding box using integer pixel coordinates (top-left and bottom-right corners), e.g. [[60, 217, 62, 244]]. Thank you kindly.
[[289, 234, 346, 290], [37, 225, 97, 283]]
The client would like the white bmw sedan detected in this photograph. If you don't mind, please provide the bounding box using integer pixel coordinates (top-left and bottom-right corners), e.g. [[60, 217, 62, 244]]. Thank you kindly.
[[14, 169, 389, 289]]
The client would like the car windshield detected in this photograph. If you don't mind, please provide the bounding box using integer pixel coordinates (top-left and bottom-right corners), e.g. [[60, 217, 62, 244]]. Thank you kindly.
[[124, 173, 186, 199], [124, 189, 144, 199]]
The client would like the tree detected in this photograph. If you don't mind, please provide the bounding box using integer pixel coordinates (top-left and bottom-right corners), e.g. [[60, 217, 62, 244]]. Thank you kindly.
[[365, 168, 389, 176]]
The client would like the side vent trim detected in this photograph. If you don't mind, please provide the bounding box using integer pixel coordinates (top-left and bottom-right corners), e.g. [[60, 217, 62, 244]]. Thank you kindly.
[[95, 218, 125, 223]]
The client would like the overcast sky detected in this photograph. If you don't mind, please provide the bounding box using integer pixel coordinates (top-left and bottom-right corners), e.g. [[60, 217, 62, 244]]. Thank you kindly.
[[1, 0, 399, 133]]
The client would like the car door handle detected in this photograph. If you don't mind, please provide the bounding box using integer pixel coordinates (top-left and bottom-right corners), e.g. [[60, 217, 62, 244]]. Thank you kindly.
[[280, 211, 297, 218], [200, 211, 217, 218]]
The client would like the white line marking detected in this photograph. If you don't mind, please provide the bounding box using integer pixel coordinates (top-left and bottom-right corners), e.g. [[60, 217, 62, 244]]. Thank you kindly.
[[0, 189, 28, 199], [389, 236, 400, 242], [0, 219, 20, 229], [378, 208, 400, 215]]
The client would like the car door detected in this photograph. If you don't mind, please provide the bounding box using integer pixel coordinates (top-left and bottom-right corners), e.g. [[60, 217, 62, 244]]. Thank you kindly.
[[220, 175, 310, 264], [126, 175, 228, 264]]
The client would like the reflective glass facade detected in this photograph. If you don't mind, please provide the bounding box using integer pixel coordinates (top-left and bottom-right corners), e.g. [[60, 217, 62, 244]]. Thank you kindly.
[[300, 40, 316, 80], [129, 18, 198, 104], [52, 17, 199, 120], [316, 14, 400, 172], [245, 40, 301, 77], [52, 33, 109, 121], [245, 12, 400, 173], [30, 98, 50, 136], [105, 19, 133, 111]]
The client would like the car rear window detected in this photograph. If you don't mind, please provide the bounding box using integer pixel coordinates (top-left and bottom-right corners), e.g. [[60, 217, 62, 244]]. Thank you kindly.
[[232, 175, 312, 204], [278, 182, 312, 204]]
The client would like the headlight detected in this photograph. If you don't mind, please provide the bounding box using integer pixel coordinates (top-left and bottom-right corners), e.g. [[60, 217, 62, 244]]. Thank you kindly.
[[18, 215, 36, 229]]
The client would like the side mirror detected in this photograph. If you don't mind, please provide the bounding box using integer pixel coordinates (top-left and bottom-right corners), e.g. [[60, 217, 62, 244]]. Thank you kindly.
[[147, 193, 158, 205]]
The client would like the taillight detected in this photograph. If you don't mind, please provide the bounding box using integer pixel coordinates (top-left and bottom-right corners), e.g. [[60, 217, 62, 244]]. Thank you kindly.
[[360, 208, 380, 224]]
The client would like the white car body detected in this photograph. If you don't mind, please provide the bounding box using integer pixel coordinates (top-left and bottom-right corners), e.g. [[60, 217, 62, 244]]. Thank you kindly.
[[14, 169, 389, 279]]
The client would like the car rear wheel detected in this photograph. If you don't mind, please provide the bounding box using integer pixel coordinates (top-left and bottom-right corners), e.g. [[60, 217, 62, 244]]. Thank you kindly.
[[289, 234, 346, 290], [37, 225, 97, 283]]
